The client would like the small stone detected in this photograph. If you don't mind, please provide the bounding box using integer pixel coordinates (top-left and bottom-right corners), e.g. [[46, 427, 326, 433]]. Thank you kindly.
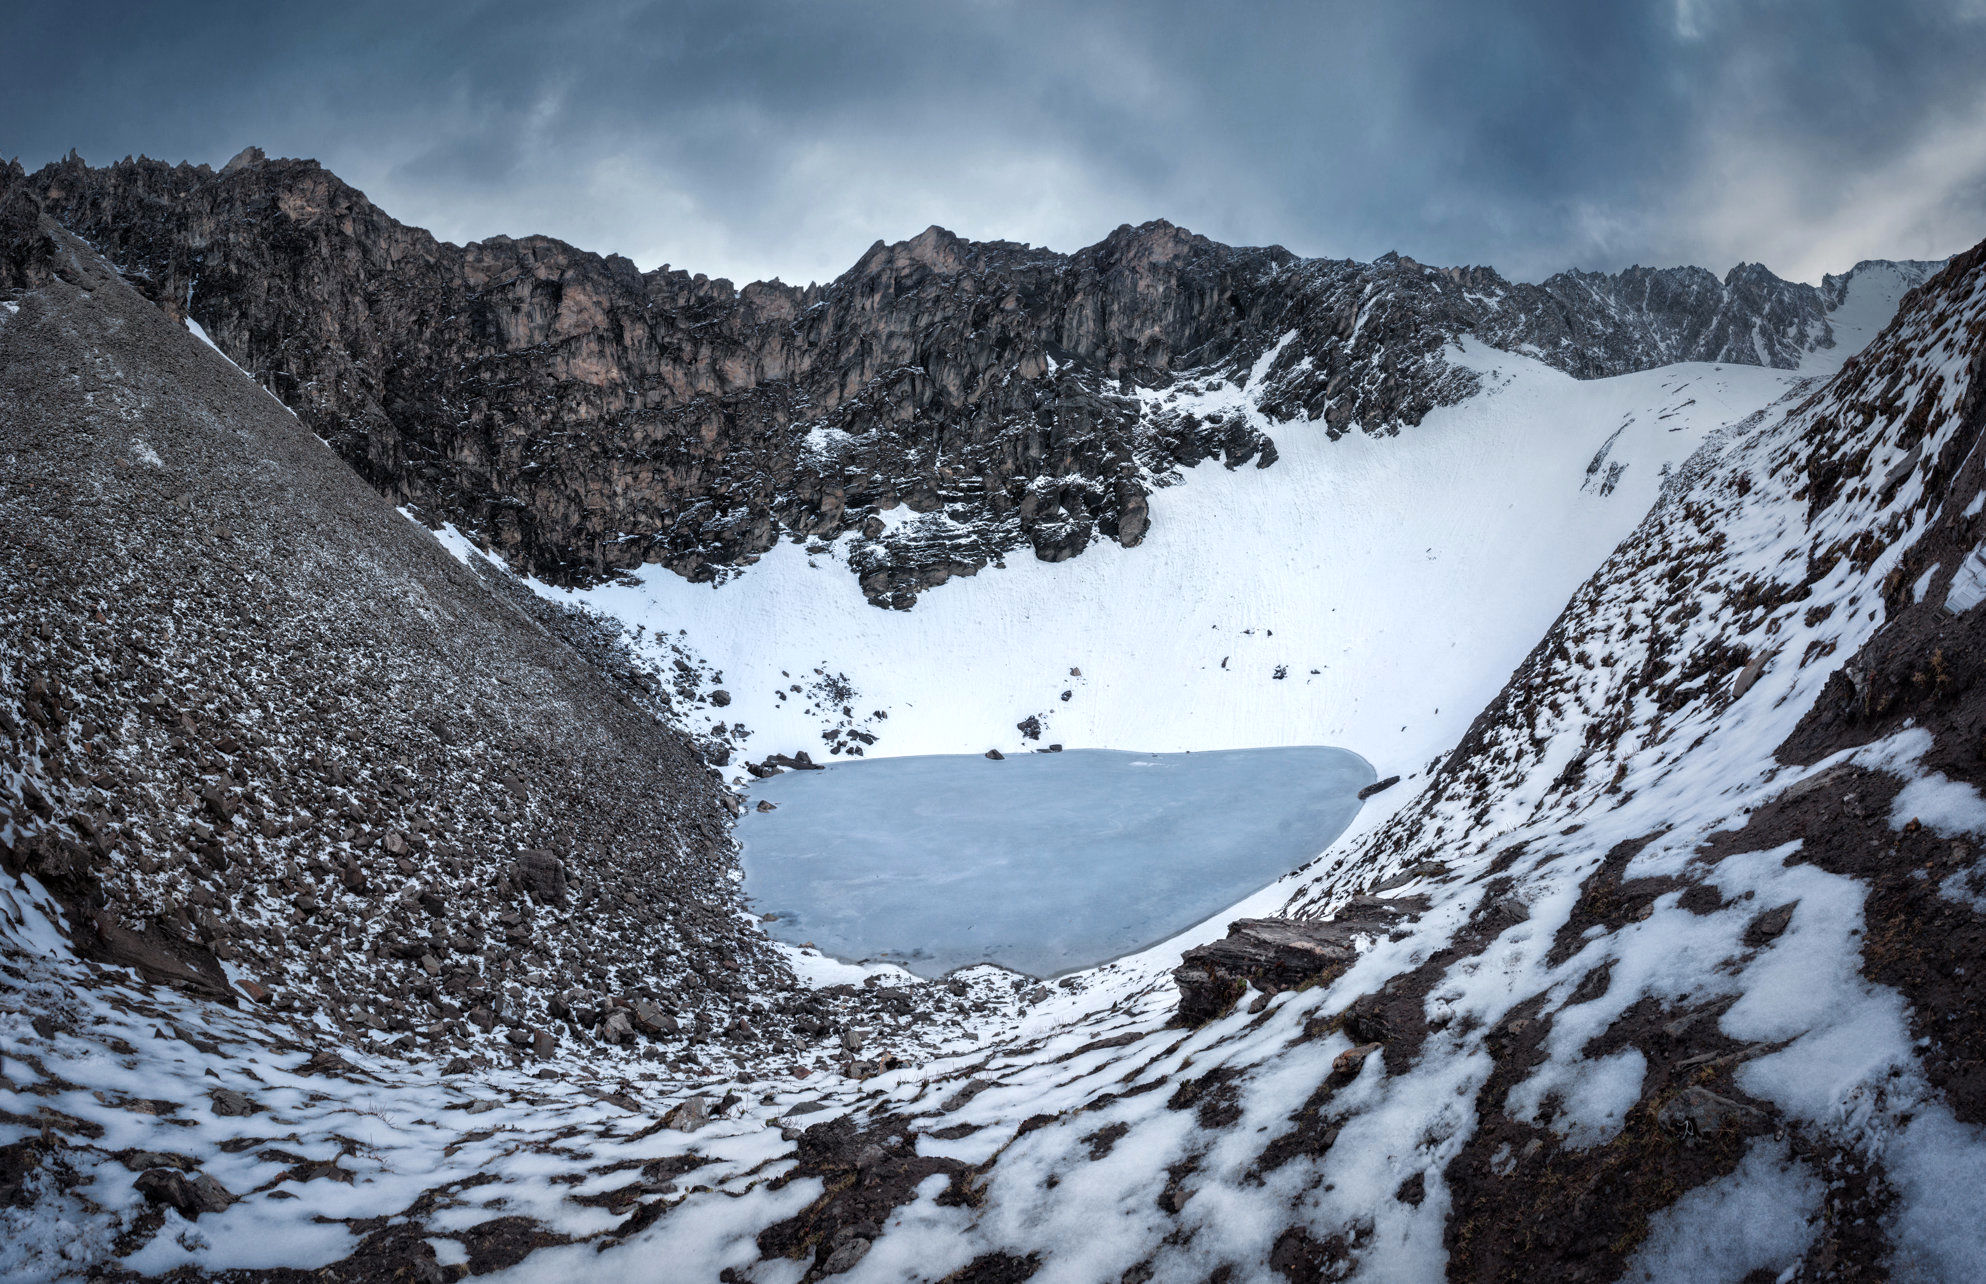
[[134, 1167, 235, 1218], [1744, 901, 1798, 946], [209, 1088, 260, 1117], [1332, 1042, 1384, 1077], [1657, 1086, 1768, 1142], [821, 1236, 872, 1274], [663, 1094, 712, 1132], [297, 1050, 356, 1077]]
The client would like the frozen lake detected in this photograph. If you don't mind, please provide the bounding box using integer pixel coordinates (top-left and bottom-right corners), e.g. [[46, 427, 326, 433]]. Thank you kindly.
[[737, 746, 1375, 978]]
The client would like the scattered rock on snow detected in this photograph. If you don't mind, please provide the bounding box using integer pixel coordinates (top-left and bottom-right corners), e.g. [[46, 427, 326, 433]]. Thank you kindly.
[[663, 1095, 714, 1132], [1173, 897, 1426, 1025], [208, 1088, 260, 1117], [134, 1167, 235, 1218]]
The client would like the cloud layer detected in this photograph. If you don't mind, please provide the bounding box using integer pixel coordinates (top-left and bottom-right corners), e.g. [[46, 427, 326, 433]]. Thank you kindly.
[[9, 0, 1986, 285]]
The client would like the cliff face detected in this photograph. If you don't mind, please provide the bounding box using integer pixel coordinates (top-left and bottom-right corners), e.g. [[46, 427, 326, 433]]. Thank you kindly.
[[0, 149, 1942, 605]]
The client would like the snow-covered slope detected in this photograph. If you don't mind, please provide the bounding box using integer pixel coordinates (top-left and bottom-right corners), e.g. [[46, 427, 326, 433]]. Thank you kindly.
[[550, 346, 1803, 792], [1805, 257, 1949, 373]]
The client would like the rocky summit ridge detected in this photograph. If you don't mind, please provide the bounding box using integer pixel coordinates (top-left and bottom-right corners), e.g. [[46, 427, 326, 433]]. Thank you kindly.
[[0, 149, 1943, 606]]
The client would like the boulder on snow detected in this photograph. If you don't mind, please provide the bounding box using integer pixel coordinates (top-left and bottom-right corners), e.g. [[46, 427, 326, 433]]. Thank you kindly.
[[663, 1094, 714, 1132], [1357, 775, 1401, 800], [209, 1088, 260, 1117], [1332, 1042, 1385, 1078], [628, 998, 677, 1038], [134, 1167, 235, 1218], [1173, 896, 1425, 1026]]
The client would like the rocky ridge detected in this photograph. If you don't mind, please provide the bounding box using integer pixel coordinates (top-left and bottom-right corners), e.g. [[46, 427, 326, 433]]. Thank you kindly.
[[2, 149, 1941, 606], [0, 224, 989, 1085]]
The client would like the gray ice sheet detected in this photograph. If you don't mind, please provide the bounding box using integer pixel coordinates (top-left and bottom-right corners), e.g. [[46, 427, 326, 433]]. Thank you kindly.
[[737, 746, 1375, 978]]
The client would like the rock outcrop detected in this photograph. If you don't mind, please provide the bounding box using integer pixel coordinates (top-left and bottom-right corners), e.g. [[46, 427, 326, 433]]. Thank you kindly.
[[1173, 896, 1425, 1025]]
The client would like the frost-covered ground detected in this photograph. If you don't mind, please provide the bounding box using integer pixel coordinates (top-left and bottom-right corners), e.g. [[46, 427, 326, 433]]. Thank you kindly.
[[736, 747, 1373, 978]]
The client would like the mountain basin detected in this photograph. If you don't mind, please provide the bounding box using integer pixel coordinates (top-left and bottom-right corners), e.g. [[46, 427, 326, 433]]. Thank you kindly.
[[737, 746, 1376, 979]]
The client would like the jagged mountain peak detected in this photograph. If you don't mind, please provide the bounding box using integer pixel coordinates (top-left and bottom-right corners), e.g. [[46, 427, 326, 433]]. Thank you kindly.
[[1083, 217, 1231, 268], [1821, 255, 1947, 308], [0, 149, 1950, 610], [219, 143, 267, 174]]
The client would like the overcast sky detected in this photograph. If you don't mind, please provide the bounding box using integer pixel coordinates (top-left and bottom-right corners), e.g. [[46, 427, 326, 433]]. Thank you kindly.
[[9, 0, 1986, 286]]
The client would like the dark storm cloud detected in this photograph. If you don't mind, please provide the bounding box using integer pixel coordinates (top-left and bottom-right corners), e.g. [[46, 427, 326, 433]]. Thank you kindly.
[[7, 0, 1986, 285]]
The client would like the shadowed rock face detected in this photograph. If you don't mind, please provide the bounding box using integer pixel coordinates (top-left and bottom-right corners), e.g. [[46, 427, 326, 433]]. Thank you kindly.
[[0, 150, 1939, 606]]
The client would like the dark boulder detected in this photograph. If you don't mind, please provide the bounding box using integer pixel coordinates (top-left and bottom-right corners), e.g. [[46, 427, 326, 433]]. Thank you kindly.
[[513, 849, 569, 905], [134, 1167, 235, 1218], [1173, 896, 1426, 1026]]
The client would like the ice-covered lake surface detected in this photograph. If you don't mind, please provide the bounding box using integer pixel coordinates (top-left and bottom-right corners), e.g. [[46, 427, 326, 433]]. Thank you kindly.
[[737, 746, 1375, 978]]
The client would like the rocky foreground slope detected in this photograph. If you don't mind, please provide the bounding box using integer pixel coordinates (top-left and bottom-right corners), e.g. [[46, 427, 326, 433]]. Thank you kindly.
[[0, 223, 998, 1096], [1, 150, 1940, 606], [3, 179, 1985, 1279]]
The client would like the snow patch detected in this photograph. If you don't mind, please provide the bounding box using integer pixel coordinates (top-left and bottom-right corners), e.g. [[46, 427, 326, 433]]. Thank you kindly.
[[1945, 543, 1986, 613], [1625, 1141, 1822, 1281]]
